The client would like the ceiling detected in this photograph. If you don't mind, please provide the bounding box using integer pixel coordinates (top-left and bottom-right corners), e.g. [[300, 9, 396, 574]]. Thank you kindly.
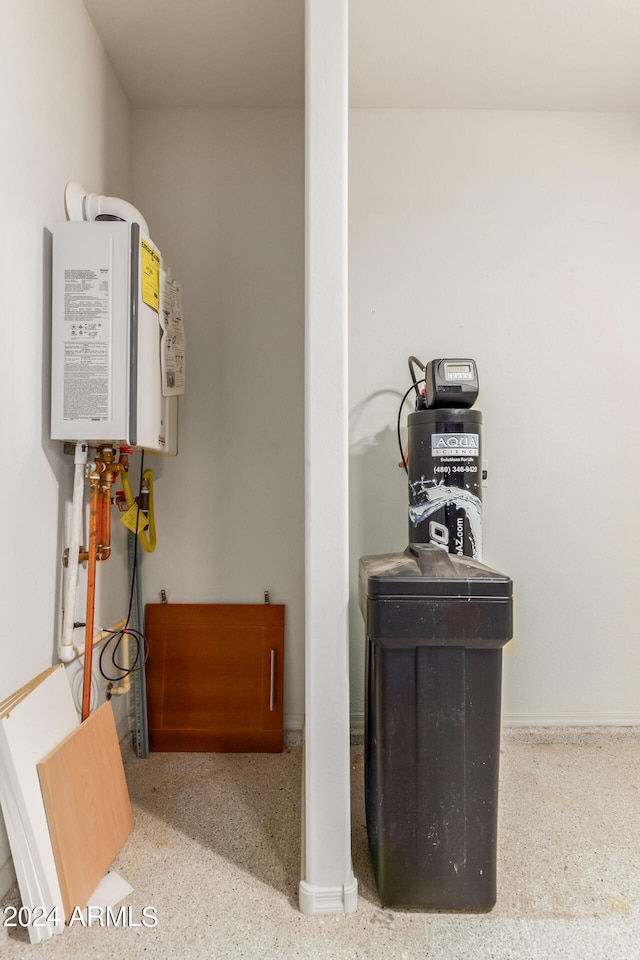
[[83, 0, 640, 111]]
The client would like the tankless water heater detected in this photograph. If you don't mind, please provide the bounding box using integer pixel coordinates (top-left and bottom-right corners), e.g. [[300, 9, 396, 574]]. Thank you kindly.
[[51, 220, 178, 454]]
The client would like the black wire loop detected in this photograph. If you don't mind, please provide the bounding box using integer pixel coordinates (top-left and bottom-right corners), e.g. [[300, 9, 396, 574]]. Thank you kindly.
[[397, 377, 426, 474]]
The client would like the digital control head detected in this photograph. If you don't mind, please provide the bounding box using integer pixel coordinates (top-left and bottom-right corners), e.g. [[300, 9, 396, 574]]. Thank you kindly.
[[424, 359, 479, 409]]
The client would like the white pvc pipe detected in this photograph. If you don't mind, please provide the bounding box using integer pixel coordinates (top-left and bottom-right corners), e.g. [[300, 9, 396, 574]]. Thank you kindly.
[[83, 193, 150, 237], [64, 181, 150, 236], [59, 442, 87, 662], [109, 635, 131, 697]]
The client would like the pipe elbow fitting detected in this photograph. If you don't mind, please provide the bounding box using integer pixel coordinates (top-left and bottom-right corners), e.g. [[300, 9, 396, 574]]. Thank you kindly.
[[58, 643, 76, 663], [84, 193, 150, 236], [65, 181, 150, 236]]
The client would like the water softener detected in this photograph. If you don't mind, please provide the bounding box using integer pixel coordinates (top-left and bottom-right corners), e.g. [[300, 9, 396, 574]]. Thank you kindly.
[[405, 358, 482, 559], [360, 355, 513, 911]]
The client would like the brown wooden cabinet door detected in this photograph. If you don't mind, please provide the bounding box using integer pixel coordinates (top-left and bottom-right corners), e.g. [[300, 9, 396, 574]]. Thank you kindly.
[[145, 604, 284, 752]]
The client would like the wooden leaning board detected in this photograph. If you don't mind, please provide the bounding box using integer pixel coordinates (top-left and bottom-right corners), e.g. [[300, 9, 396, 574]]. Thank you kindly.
[[37, 700, 134, 921], [145, 603, 285, 752]]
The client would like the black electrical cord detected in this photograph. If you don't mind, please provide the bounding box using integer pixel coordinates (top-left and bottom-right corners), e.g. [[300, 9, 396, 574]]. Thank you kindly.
[[124, 448, 144, 627], [99, 626, 149, 682], [397, 377, 426, 475], [408, 356, 425, 400]]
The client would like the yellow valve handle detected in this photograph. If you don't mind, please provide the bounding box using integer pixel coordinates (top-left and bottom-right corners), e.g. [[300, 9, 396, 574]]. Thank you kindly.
[[120, 467, 156, 553]]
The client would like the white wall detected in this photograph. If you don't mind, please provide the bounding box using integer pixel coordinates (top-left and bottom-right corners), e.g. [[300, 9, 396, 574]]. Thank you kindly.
[[0, 0, 132, 894], [131, 108, 305, 725], [349, 109, 640, 724]]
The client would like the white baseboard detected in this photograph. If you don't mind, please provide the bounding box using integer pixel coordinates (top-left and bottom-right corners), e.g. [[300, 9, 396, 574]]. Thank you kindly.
[[349, 712, 640, 730], [284, 713, 305, 731], [0, 855, 16, 899], [502, 713, 640, 726], [285, 712, 640, 749], [299, 877, 358, 915]]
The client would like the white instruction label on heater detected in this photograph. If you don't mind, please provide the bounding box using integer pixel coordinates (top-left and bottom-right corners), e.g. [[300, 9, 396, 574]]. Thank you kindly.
[[62, 267, 111, 421]]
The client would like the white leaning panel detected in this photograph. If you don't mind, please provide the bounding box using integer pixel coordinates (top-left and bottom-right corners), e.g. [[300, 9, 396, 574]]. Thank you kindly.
[[0, 666, 78, 939]]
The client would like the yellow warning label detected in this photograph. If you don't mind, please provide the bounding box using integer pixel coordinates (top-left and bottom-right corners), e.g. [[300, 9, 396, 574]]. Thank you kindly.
[[120, 504, 149, 534], [141, 239, 160, 312]]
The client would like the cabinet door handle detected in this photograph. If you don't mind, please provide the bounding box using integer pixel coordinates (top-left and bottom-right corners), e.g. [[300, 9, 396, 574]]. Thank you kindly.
[[269, 649, 276, 711]]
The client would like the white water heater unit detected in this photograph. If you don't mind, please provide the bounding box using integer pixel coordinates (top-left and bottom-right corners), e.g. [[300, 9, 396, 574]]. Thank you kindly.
[[51, 219, 179, 454]]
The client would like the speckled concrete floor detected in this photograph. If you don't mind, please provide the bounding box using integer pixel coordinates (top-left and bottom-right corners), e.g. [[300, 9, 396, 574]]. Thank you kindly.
[[1, 727, 639, 959]]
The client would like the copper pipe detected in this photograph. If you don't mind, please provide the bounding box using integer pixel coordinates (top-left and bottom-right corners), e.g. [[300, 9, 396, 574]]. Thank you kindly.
[[95, 446, 127, 562], [96, 474, 105, 558], [82, 476, 100, 721], [96, 502, 105, 560], [80, 448, 129, 718], [98, 482, 112, 561], [96, 447, 114, 562], [77, 483, 112, 562]]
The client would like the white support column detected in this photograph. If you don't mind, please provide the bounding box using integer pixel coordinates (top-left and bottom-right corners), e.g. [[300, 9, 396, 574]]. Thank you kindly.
[[299, 0, 357, 916]]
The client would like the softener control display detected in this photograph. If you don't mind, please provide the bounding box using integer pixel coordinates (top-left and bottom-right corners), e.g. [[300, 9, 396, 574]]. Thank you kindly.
[[425, 358, 479, 409]]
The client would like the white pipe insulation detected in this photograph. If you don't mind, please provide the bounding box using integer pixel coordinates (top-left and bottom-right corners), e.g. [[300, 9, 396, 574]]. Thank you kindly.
[[59, 441, 87, 662], [64, 180, 150, 236]]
